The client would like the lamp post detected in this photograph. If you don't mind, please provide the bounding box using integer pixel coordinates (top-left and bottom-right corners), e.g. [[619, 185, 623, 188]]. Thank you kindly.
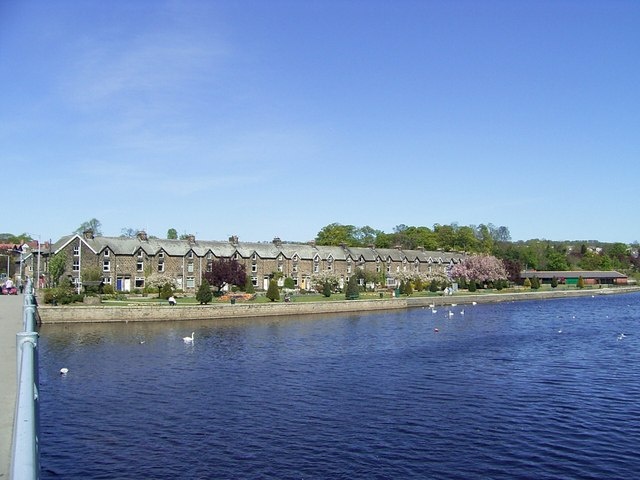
[[26, 233, 41, 289], [0, 254, 9, 280]]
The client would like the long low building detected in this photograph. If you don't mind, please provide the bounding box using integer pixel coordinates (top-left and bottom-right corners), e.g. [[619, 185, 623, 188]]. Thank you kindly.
[[520, 270, 628, 285], [36, 231, 466, 293]]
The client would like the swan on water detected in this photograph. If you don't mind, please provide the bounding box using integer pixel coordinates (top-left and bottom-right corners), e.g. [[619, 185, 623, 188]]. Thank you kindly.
[[60, 368, 69, 375], [183, 332, 195, 344]]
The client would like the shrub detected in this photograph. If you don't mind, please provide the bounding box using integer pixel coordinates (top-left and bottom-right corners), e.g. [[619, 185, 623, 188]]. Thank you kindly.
[[551, 276, 558, 288], [196, 278, 213, 304], [429, 279, 439, 292], [345, 276, 359, 300], [468, 281, 477, 292], [322, 282, 332, 298], [523, 278, 532, 288], [244, 276, 256, 294], [266, 279, 280, 302], [577, 276, 585, 289], [284, 277, 295, 289], [160, 283, 173, 300]]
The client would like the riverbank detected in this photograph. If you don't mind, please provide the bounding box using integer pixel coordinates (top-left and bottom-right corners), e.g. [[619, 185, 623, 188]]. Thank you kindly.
[[37, 286, 640, 324]]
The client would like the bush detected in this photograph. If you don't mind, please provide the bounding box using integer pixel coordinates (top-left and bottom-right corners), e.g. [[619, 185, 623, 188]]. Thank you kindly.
[[196, 279, 213, 305], [551, 276, 558, 288], [102, 284, 115, 295], [322, 282, 332, 298], [468, 281, 477, 292], [244, 276, 256, 294], [429, 279, 439, 292], [284, 277, 295, 289], [160, 283, 173, 300], [266, 279, 280, 302], [345, 276, 359, 300]]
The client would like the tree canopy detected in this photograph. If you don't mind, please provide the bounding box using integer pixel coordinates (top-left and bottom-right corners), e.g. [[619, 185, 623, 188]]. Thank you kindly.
[[203, 258, 247, 292]]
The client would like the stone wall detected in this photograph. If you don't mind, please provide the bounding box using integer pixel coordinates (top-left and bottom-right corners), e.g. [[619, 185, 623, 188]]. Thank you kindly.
[[38, 299, 408, 324]]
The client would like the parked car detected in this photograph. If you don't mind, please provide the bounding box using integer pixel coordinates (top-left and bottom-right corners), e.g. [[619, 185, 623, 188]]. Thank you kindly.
[[1, 285, 18, 295]]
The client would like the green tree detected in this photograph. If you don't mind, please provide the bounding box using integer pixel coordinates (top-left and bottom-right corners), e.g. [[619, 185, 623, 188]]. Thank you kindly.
[[404, 280, 413, 295], [315, 223, 359, 246], [322, 282, 332, 297], [266, 279, 280, 301], [429, 279, 439, 292], [546, 251, 569, 271], [244, 276, 256, 294], [284, 277, 295, 289], [345, 276, 360, 300], [531, 276, 541, 289], [49, 251, 67, 287], [167, 228, 178, 240], [196, 278, 213, 304], [160, 283, 173, 300], [75, 218, 102, 235], [551, 276, 559, 288]]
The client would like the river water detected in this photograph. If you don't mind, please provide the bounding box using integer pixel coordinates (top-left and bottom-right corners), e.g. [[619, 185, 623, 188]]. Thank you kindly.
[[38, 292, 640, 479]]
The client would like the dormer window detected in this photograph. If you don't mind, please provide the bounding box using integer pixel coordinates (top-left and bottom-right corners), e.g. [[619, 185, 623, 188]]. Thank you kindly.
[[104, 250, 110, 257]]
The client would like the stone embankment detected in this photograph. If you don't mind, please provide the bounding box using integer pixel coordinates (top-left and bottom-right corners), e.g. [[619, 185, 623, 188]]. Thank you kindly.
[[37, 286, 640, 324]]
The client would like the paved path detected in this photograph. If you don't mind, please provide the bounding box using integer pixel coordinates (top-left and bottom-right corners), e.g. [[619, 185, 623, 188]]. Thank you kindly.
[[0, 294, 24, 479]]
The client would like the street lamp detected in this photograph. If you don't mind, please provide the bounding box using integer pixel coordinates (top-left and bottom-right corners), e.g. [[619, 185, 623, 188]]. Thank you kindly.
[[0, 254, 9, 280], [26, 233, 41, 289]]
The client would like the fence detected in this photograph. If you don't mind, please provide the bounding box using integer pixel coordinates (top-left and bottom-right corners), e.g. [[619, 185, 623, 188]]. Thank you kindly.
[[11, 280, 40, 480]]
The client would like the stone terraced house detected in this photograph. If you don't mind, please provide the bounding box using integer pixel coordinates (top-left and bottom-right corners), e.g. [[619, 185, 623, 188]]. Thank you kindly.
[[46, 230, 465, 293]]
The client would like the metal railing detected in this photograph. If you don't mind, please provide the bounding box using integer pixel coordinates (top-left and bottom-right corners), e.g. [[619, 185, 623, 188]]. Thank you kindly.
[[11, 280, 40, 480]]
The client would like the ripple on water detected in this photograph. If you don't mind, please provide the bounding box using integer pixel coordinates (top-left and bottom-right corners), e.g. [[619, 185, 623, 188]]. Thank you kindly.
[[38, 292, 640, 479]]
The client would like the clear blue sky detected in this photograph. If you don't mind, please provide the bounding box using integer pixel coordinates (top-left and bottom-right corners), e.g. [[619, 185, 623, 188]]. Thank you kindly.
[[2, 0, 638, 244]]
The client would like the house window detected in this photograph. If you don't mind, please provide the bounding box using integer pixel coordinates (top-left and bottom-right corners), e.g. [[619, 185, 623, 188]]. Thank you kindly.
[[137, 260, 144, 272], [186, 277, 195, 289], [104, 250, 110, 257], [347, 261, 352, 274], [314, 262, 319, 273], [188, 251, 194, 259], [103, 260, 110, 272], [73, 246, 80, 256], [251, 263, 257, 273], [187, 262, 194, 273], [277, 264, 283, 273], [252, 253, 257, 260], [73, 259, 80, 271], [102, 277, 112, 285], [251, 276, 258, 287], [293, 277, 299, 287], [292, 264, 298, 273], [137, 250, 143, 259], [158, 259, 165, 273], [386, 265, 391, 273], [293, 254, 299, 262], [135, 277, 145, 288]]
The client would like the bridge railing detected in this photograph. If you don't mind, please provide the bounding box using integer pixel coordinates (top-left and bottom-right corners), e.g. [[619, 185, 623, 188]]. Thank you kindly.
[[11, 280, 40, 480]]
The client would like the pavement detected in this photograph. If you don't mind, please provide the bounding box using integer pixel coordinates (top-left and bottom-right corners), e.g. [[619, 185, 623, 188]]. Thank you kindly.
[[0, 293, 25, 479]]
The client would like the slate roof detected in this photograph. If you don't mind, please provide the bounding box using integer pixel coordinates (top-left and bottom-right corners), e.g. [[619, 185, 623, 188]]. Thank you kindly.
[[50, 233, 466, 264], [520, 270, 627, 279]]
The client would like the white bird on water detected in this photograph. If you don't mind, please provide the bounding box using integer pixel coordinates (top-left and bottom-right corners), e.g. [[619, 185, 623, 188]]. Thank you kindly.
[[60, 368, 69, 375], [183, 332, 195, 344]]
